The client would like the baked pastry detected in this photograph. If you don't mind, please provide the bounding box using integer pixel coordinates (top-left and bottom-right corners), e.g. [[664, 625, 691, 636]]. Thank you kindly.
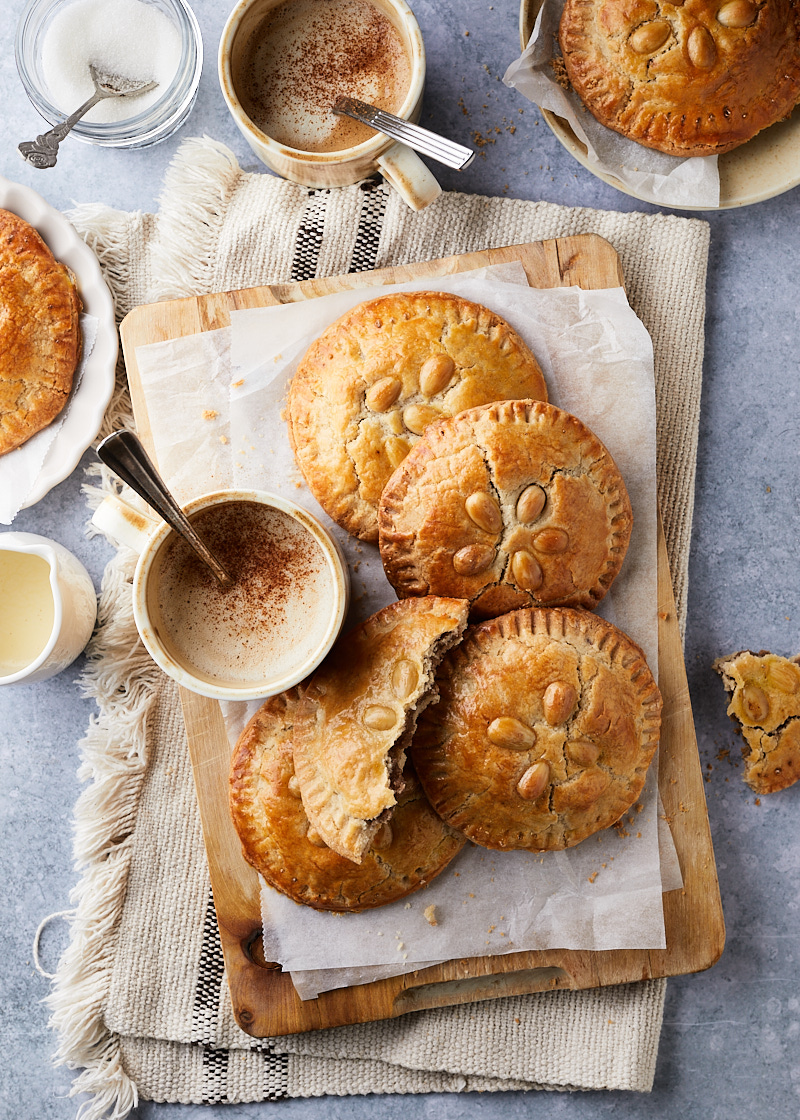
[[287, 291, 548, 541], [378, 399, 633, 621], [713, 648, 800, 794], [0, 208, 82, 455], [229, 689, 466, 911], [292, 596, 470, 863], [411, 607, 662, 851], [559, 0, 800, 157]]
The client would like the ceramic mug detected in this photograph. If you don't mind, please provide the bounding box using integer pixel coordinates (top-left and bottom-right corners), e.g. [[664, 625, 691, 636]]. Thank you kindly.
[[91, 489, 349, 702], [0, 532, 97, 686], [218, 0, 442, 210]]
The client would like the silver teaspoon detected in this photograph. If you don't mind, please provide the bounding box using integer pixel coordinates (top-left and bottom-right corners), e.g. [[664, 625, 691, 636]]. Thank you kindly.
[[97, 430, 234, 589], [19, 64, 158, 169], [333, 97, 475, 171]]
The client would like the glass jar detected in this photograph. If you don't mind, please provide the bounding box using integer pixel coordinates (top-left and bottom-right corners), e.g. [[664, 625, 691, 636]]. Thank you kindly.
[[15, 0, 203, 149]]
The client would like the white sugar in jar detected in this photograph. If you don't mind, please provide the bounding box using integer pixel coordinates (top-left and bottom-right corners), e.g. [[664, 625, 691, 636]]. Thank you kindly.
[[16, 0, 202, 148], [41, 0, 181, 122]]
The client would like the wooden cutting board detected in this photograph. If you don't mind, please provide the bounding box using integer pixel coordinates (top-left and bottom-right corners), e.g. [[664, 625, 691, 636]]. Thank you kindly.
[[120, 234, 725, 1037]]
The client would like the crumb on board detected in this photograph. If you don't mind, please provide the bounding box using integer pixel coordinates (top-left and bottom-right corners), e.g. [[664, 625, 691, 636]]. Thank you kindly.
[[219, 435, 228, 444], [202, 409, 217, 420], [588, 871, 598, 884], [231, 378, 244, 388], [423, 904, 438, 926]]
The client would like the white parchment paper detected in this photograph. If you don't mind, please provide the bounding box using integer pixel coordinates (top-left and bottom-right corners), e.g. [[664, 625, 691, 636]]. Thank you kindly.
[[133, 266, 681, 998], [0, 314, 98, 524], [503, 0, 720, 209]]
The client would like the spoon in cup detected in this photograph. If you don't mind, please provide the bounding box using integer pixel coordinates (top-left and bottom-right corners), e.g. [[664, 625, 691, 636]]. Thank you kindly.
[[96, 430, 233, 589], [333, 96, 475, 170]]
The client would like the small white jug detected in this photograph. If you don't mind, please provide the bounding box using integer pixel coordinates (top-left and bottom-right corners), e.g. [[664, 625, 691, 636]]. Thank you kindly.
[[0, 532, 97, 685]]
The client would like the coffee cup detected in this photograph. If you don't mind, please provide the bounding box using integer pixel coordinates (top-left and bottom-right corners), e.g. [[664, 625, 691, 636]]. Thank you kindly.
[[218, 0, 441, 210], [0, 532, 97, 686], [91, 489, 349, 702]]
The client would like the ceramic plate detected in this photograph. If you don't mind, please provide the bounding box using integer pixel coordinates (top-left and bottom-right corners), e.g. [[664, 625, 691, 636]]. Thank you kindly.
[[0, 175, 117, 507], [519, 0, 800, 211]]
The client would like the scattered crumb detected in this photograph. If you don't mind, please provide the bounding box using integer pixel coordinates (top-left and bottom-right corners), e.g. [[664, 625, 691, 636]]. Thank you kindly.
[[550, 56, 570, 90], [219, 435, 228, 444], [396, 942, 404, 951], [608, 1019, 615, 1025], [202, 409, 217, 420], [423, 905, 438, 926], [404, 902, 411, 909], [755, 797, 761, 805], [231, 378, 244, 388], [588, 872, 598, 884]]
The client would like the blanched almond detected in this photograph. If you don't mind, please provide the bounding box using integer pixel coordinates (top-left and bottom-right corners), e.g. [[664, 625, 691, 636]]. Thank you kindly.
[[717, 0, 757, 27], [364, 704, 398, 731], [543, 681, 578, 725], [466, 491, 502, 534], [688, 25, 717, 68], [741, 683, 769, 723], [534, 528, 569, 553], [516, 484, 546, 523], [453, 542, 495, 575], [629, 20, 671, 54], [403, 403, 440, 435], [419, 353, 455, 396], [367, 376, 402, 412], [511, 549, 543, 591], [488, 716, 536, 751], [392, 659, 419, 699], [566, 739, 600, 767], [769, 661, 800, 693], [517, 761, 550, 801]]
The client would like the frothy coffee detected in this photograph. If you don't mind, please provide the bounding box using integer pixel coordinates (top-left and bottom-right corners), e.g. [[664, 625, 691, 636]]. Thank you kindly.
[[237, 0, 413, 153], [149, 501, 335, 689]]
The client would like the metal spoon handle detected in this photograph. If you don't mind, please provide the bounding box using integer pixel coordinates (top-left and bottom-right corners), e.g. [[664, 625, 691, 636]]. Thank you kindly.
[[19, 89, 109, 169], [333, 97, 475, 171], [97, 430, 233, 588]]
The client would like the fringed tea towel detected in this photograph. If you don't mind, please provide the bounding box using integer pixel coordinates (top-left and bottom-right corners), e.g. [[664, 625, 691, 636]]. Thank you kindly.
[[49, 137, 709, 1117]]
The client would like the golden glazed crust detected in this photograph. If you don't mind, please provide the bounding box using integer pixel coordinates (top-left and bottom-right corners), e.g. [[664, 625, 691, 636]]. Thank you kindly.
[[292, 596, 470, 863], [229, 689, 465, 911], [287, 291, 548, 542], [0, 209, 82, 455], [378, 399, 633, 621], [713, 649, 800, 794], [559, 0, 800, 157], [411, 607, 662, 852]]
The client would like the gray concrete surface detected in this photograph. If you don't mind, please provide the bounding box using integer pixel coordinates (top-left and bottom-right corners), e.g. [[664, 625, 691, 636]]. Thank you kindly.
[[1, 1, 799, 1118]]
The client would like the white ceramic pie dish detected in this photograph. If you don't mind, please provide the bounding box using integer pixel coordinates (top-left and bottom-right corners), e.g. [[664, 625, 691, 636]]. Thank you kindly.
[[0, 175, 117, 508], [519, 0, 800, 211]]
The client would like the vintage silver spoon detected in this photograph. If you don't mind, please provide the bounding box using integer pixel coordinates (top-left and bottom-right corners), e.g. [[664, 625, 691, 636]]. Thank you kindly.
[[97, 430, 234, 589], [19, 64, 158, 169], [333, 96, 475, 171]]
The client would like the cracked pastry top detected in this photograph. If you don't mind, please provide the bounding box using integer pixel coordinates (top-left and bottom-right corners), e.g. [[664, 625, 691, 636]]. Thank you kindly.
[[286, 291, 548, 542], [229, 689, 465, 911], [378, 399, 633, 621], [291, 596, 470, 864], [410, 607, 663, 852], [558, 0, 800, 157], [713, 649, 800, 794], [0, 209, 82, 456]]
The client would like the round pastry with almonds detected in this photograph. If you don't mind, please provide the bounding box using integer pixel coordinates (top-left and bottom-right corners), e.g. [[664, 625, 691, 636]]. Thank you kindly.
[[558, 0, 800, 157], [229, 688, 466, 911], [410, 608, 662, 852], [287, 291, 547, 541], [378, 399, 633, 621]]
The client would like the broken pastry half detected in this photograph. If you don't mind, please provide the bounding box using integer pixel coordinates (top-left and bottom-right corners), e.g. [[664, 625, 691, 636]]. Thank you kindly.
[[379, 399, 633, 621], [713, 649, 800, 794], [292, 596, 470, 863], [287, 291, 547, 542], [411, 606, 662, 852], [229, 689, 465, 911]]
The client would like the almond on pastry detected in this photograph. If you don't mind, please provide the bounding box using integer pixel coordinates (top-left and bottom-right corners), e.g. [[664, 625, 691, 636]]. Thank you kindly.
[[713, 649, 800, 794], [291, 596, 469, 863], [287, 291, 547, 542], [229, 688, 465, 911], [411, 606, 662, 852]]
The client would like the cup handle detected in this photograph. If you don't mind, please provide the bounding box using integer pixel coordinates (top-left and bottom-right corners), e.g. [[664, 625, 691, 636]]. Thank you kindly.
[[91, 494, 160, 554], [376, 142, 442, 211]]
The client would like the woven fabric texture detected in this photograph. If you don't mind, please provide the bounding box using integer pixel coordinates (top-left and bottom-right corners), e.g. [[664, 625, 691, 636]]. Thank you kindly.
[[50, 137, 710, 1116]]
